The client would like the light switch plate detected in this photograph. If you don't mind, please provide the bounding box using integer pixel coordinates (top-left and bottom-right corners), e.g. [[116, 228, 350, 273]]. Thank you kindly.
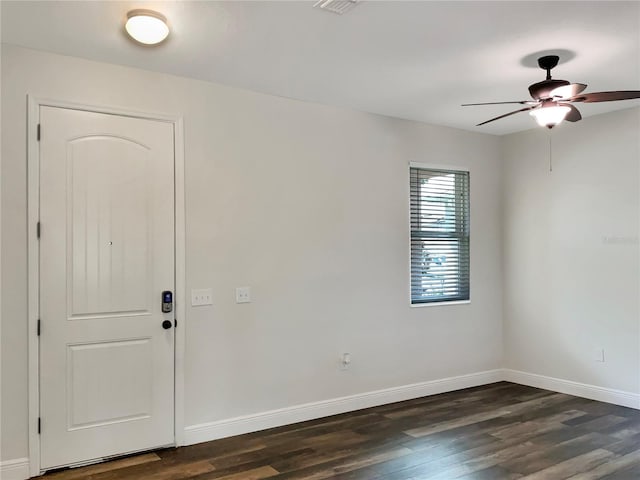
[[236, 286, 251, 304], [191, 288, 213, 306]]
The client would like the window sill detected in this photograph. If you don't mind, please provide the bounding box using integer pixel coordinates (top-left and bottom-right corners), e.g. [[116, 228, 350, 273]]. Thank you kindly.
[[410, 300, 471, 308]]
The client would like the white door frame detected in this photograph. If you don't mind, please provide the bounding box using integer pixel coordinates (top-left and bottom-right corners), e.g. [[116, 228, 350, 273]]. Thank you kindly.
[[27, 96, 186, 476]]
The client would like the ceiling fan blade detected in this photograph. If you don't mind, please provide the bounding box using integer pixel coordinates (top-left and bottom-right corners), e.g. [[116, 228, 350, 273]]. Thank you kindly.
[[476, 106, 535, 126], [569, 91, 640, 103], [562, 103, 582, 122], [550, 83, 587, 99], [462, 100, 537, 106]]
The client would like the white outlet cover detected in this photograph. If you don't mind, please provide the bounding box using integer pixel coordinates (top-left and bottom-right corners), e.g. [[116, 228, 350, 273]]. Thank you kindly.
[[191, 288, 213, 307], [593, 347, 605, 362], [236, 286, 251, 304]]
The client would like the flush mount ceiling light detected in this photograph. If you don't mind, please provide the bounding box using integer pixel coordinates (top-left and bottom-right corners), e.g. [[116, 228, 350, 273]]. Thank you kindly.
[[125, 9, 169, 45]]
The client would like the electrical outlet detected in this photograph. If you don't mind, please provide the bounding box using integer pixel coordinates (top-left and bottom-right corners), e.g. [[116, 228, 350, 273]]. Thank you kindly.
[[594, 347, 605, 363], [191, 288, 213, 306], [236, 286, 251, 304]]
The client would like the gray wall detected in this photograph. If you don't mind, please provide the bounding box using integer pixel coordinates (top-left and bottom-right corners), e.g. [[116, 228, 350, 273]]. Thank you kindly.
[[1, 45, 504, 462], [502, 107, 640, 393]]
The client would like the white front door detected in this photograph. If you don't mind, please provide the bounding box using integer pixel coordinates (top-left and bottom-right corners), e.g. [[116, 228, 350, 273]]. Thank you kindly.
[[39, 106, 176, 469]]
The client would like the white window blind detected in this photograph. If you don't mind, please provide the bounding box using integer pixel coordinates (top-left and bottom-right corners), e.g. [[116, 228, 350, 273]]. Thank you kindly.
[[410, 167, 470, 304]]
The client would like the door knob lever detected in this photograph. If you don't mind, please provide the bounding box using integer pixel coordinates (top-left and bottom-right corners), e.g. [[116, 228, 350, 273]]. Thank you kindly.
[[162, 320, 173, 330]]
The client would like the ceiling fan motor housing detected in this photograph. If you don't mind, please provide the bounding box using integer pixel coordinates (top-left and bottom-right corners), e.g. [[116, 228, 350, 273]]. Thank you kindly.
[[528, 79, 570, 100]]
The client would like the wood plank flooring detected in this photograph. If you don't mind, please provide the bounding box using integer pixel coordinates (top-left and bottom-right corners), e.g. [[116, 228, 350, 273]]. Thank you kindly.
[[40, 382, 640, 480]]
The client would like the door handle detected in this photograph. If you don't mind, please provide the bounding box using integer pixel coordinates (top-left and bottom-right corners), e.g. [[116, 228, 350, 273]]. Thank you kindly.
[[162, 320, 173, 330]]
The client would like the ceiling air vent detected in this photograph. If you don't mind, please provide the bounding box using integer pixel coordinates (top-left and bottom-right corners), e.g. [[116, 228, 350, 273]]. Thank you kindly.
[[313, 0, 359, 15]]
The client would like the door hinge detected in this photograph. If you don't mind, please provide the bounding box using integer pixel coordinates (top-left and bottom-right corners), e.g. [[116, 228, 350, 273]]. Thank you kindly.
[[38, 417, 41, 434], [37, 319, 41, 336], [37, 222, 41, 239], [37, 124, 41, 141]]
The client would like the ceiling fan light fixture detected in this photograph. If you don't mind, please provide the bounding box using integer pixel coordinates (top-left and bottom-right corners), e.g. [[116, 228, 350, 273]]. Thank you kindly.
[[529, 104, 571, 128], [125, 9, 169, 45]]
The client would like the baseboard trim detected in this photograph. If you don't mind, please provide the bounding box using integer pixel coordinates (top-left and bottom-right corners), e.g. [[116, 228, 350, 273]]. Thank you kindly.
[[0, 458, 30, 480], [7, 368, 637, 474], [184, 369, 503, 445], [504, 369, 640, 410]]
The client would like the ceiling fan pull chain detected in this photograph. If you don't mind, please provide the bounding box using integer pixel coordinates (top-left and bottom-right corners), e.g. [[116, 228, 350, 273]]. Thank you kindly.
[[548, 130, 553, 172]]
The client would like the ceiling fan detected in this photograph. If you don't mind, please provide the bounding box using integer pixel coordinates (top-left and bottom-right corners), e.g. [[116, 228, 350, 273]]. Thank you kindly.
[[463, 55, 640, 128]]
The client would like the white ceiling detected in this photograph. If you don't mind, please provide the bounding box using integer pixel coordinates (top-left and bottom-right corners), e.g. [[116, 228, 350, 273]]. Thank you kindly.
[[2, 1, 639, 135]]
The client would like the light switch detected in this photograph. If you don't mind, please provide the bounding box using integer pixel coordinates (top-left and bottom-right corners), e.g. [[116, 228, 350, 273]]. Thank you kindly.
[[191, 288, 213, 306], [236, 287, 251, 304]]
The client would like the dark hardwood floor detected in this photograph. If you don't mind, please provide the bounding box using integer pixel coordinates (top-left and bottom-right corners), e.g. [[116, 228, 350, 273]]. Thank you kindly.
[[41, 382, 640, 479]]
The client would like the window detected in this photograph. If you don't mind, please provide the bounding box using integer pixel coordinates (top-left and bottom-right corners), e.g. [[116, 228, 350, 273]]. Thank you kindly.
[[410, 166, 470, 304]]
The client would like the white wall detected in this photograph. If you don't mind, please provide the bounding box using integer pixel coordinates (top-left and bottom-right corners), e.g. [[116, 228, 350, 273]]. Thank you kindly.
[[1, 45, 503, 463], [502, 107, 640, 393]]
